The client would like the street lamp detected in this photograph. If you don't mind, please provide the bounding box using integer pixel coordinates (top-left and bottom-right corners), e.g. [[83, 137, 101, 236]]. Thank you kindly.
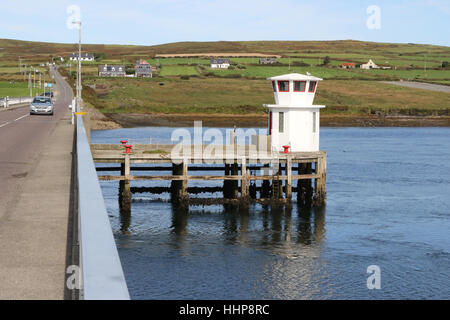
[[72, 20, 82, 112]]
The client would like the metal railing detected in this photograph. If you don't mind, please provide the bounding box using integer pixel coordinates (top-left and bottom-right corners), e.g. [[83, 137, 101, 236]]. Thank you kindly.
[[1, 96, 33, 108], [76, 114, 130, 300]]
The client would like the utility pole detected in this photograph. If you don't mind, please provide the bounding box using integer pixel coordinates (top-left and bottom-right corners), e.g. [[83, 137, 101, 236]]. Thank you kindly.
[[424, 54, 427, 74], [72, 20, 82, 112], [28, 72, 32, 97]]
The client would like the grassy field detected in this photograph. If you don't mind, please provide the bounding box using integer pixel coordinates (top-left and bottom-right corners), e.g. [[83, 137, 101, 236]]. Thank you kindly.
[[3, 38, 449, 119], [81, 77, 450, 116], [0, 81, 42, 97], [160, 65, 200, 76]]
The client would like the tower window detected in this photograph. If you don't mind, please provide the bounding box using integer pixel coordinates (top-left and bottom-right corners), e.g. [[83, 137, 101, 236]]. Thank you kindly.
[[279, 112, 284, 133], [277, 81, 289, 92], [308, 81, 317, 92], [294, 81, 306, 92]]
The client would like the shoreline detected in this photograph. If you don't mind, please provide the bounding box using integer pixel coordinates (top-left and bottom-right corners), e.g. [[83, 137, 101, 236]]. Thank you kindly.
[[92, 112, 450, 130]]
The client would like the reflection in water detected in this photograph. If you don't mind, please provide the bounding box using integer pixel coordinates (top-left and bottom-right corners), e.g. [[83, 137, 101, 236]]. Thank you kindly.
[[167, 201, 326, 250]]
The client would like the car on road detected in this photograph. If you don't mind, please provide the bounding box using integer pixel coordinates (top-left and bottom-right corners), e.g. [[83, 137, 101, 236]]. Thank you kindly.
[[43, 91, 54, 98], [30, 96, 54, 115]]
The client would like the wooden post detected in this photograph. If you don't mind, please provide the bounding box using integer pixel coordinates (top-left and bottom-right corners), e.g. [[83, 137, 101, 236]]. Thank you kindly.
[[313, 155, 326, 206], [231, 162, 239, 199], [171, 159, 189, 203], [241, 157, 248, 199], [286, 157, 292, 200], [119, 156, 131, 233], [124, 153, 131, 179], [182, 159, 188, 199], [261, 164, 271, 199], [223, 164, 231, 198], [297, 163, 311, 206], [272, 162, 282, 199]]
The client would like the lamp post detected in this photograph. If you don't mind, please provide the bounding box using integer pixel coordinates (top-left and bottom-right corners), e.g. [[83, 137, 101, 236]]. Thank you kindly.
[[72, 20, 82, 112]]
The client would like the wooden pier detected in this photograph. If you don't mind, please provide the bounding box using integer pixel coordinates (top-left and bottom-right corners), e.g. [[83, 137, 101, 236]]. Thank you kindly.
[[91, 143, 326, 208]]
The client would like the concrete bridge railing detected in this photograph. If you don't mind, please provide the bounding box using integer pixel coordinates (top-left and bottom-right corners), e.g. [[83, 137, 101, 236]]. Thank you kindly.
[[1, 96, 33, 108], [76, 114, 130, 300]]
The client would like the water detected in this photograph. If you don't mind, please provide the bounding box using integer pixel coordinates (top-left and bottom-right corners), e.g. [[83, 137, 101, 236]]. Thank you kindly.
[[92, 127, 450, 299]]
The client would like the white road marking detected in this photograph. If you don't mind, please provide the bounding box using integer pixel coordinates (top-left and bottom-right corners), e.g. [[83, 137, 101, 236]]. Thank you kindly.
[[0, 113, 29, 129], [14, 114, 29, 121], [0, 121, 12, 128]]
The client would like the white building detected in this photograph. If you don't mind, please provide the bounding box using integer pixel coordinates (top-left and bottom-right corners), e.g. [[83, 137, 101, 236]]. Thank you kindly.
[[360, 59, 379, 69], [69, 53, 95, 61], [264, 73, 325, 152], [210, 58, 230, 69]]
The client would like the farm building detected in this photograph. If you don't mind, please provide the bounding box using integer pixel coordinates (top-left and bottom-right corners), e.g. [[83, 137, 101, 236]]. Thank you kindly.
[[69, 53, 94, 61], [360, 59, 379, 69], [341, 62, 356, 69], [135, 59, 152, 77], [210, 59, 230, 69], [98, 64, 126, 77], [259, 58, 278, 64]]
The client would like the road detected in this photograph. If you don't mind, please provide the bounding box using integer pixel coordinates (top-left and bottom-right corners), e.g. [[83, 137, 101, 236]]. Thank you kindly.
[[0, 67, 72, 218], [0, 67, 74, 299], [383, 81, 450, 93]]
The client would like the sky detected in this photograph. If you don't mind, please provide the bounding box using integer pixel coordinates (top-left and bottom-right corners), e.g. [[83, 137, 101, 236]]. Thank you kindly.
[[0, 0, 449, 46]]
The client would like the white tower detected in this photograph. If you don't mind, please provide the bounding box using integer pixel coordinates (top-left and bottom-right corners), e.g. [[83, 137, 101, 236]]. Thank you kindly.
[[264, 73, 325, 152]]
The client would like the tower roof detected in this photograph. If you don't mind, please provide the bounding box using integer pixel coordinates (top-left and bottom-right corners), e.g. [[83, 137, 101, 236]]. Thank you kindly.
[[267, 72, 322, 81]]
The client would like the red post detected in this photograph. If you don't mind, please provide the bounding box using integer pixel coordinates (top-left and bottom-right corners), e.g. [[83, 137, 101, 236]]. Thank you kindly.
[[282, 145, 290, 154], [123, 145, 133, 154], [120, 140, 128, 145]]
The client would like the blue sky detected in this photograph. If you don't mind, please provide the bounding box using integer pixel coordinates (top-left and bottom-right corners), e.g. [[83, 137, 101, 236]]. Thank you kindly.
[[0, 0, 449, 46]]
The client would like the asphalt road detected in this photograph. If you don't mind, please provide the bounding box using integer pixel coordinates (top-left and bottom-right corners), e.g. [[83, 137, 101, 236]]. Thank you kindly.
[[0, 67, 74, 299], [0, 67, 72, 218], [383, 81, 450, 93]]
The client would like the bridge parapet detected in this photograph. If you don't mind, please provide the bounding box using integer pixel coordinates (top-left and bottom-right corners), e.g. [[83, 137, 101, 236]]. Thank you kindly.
[[76, 114, 130, 300]]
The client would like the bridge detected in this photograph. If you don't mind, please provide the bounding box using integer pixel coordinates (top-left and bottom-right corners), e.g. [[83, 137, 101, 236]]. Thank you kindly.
[[0, 68, 129, 300]]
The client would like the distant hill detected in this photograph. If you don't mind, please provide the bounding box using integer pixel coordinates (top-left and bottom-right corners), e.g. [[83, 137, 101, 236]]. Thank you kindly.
[[0, 38, 449, 63]]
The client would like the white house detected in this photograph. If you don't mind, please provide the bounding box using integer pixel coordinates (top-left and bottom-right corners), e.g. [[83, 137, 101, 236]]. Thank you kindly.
[[70, 53, 95, 61], [210, 58, 230, 69], [360, 59, 379, 69], [264, 73, 325, 152]]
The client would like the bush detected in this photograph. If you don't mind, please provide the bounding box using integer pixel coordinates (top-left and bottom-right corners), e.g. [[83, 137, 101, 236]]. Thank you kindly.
[[180, 75, 190, 80], [442, 61, 449, 68], [94, 52, 107, 61], [205, 72, 215, 77], [292, 61, 310, 67]]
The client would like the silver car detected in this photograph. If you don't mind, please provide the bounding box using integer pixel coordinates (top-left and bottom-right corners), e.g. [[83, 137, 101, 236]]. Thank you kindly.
[[30, 96, 54, 115]]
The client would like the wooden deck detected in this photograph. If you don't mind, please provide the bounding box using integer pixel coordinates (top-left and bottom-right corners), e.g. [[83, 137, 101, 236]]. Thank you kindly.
[[91, 143, 327, 207]]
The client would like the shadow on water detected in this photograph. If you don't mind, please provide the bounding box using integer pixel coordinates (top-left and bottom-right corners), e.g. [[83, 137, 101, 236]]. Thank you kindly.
[[157, 201, 327, 248]]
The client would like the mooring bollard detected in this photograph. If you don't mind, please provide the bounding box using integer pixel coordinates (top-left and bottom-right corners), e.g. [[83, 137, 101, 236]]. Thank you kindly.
[[123, 145, 133, 154], [120, 140, 128, 145], [282, 145, 290, 154]]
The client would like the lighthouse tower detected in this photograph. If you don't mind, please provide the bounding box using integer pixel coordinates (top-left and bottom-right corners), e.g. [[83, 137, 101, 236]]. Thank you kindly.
[[264, 73, 325, 152]]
